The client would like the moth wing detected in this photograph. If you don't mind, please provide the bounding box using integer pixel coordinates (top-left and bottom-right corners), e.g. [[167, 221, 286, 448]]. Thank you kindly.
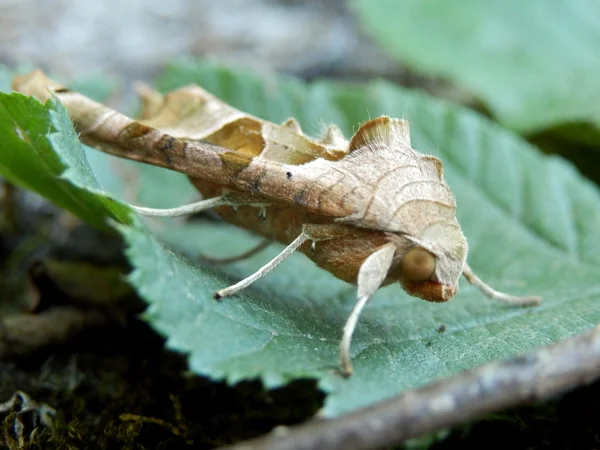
[[348, 116, 411, 153], [136, 85, 350, 164], [136, 84, 265, 158], [297, 115, 453, 232], [260, 121, 349, 164], [280, 118, 302, 134]]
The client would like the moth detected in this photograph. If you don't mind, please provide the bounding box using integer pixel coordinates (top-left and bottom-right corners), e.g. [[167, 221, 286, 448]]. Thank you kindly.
[[13, 71, 541, 376]]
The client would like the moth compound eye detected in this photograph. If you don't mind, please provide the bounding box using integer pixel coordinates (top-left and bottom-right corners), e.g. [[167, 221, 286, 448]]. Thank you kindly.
[[400, 247, 436, 282]]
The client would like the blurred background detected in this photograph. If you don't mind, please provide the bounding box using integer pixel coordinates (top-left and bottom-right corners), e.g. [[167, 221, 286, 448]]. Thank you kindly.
[[2, 1, 600, 448], [0, 0, 399, 82], [4, 0, 598, 176]]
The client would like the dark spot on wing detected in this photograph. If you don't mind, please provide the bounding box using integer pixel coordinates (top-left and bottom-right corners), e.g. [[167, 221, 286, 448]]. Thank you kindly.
[[286, 171, 293, 179], [249, 178, 261, 194], [247, 167, 268, 194], [294, 189, 309, 207], [156, 135, 177, 165]]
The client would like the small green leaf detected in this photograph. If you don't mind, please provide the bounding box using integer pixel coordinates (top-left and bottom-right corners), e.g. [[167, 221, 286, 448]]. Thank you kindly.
[[3, 63, 600, 418], [350, 0, 600, 137], [0, 92, 131, 230]]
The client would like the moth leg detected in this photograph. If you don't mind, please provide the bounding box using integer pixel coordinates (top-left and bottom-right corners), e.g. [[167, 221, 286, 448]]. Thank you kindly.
[[340, 243, 396, 377], [130, 194, 267, 218], [463, 264, 541, 306], [214, 224, 353, 299], [197, 239, 271, 265], [131, 196, 229, 217], [214, 231, 311, 299]]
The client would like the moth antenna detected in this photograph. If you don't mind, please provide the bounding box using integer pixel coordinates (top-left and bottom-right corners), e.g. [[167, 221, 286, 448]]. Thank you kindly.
[[215, 232, 310, 299], [131, 196, 228, 217], [197, 239, 271, 265], [340, 243, 396, 377], [463, 264, 542, 307]]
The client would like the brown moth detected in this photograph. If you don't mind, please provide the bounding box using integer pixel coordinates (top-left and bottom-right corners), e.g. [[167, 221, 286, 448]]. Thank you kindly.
[[13, 71, 541, 376]]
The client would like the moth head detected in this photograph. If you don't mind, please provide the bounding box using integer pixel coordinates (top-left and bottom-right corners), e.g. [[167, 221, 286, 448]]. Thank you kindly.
[[393, 222, 468, 303]]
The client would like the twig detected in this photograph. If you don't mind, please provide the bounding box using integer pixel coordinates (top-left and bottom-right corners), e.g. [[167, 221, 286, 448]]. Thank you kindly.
[[218, 325, 600, 450]]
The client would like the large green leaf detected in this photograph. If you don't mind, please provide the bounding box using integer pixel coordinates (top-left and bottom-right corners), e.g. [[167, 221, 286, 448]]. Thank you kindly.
[[350, 0, 600, 137], [3, 63, 600, 418]]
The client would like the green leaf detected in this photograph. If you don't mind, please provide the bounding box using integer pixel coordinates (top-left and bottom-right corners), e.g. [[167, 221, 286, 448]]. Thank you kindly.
[[0, 92, 131, 230], [350, 0, 600, 137], [4, 63, 600, 418]]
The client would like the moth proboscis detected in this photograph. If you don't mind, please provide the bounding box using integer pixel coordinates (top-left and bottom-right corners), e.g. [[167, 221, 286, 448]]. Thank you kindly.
[[13, 71, 542, 376]]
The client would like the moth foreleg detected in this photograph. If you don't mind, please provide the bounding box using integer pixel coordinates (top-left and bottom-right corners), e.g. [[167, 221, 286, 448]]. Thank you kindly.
[[214, 230, 311, 300], [462, 264, 541, 307], [340, 243, 396, 377], [214, 224, 359, 300]]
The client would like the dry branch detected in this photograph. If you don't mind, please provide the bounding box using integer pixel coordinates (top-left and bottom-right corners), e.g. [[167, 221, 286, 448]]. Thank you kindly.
[[219, 325, 600, 450]]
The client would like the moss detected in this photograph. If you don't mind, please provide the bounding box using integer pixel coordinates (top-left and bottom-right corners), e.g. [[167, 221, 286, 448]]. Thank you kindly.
[[0, 320, 324, 449]]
